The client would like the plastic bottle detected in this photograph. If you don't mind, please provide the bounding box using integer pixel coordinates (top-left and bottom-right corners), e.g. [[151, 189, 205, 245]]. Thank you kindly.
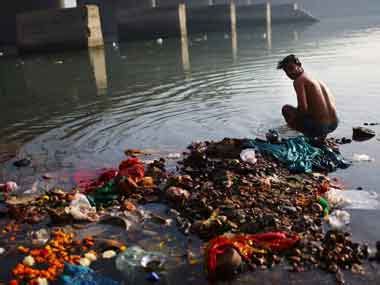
[[115, 246, 167, 284]]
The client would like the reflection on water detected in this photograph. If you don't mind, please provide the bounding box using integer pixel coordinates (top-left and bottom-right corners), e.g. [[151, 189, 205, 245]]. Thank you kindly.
[[1, 16, 380, 181]]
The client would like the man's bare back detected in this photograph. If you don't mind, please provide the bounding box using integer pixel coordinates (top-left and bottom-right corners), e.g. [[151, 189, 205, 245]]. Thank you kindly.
[[277, 54, 338, 139], [294, 73, 337, 124]]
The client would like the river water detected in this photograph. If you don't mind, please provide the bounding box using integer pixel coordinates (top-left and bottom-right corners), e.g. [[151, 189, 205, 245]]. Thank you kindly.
[[1, 15, 380, 284]]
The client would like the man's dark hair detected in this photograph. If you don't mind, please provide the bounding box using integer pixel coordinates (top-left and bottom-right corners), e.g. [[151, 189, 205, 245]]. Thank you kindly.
[[277, 54, 302, 70]]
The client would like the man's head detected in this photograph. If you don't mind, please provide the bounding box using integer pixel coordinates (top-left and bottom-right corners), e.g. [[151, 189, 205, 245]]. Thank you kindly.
[[277, 54, 303, 80]]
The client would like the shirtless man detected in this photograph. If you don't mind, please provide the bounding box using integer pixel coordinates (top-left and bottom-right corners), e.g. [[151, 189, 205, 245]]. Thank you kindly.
[[277, 54, 338, 139]]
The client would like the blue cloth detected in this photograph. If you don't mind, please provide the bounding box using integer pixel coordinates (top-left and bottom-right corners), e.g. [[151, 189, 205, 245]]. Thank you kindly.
[[245, 136, 350, 173], [60, 263, 119, 285]]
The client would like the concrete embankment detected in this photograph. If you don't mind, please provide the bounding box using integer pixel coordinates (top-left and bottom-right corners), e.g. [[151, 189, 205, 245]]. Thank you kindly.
[[16, 5, 103, 53]]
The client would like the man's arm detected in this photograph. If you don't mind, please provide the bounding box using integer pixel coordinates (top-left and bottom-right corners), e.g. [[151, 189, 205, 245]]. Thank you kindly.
[[293, 80, 308, 114]]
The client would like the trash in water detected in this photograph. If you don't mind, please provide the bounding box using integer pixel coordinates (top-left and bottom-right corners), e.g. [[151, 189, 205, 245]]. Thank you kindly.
[[206, 232, 299, 280], [0, 181, 18, 193], [146, 272, 160, 282], [13, 158, 31, 167], [167, 153, 181, 159], [325, 188, 380, 210], [165, 186, 190, 202], [28, 228, 50, 246], [140, 253, 166, 271], [318, 196, 330, 216], [240, 149, 257, 164], [99, 215, 132, 231], [0, 247, 5, 255], [102, 250, 117, 259], [60, 263, 119, 285], [116, 246, 166, 284], [328, 210, 351, 230], [65, 193, 99, 222], [352, 153, 374, 162]]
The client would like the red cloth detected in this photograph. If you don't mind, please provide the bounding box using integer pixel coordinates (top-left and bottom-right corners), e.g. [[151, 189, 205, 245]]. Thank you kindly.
[[206, 232, 299, 275], [118, 157, 145, 182], [74, 169, 118, 193], [73, 158, 145, 193]]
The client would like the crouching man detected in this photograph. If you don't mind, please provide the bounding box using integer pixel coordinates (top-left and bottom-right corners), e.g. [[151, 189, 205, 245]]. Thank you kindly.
[[277, 54, 338, 140]]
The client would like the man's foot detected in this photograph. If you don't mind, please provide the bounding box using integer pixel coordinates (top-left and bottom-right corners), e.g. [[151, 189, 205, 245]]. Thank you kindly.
[[310, 136, 327, 147]]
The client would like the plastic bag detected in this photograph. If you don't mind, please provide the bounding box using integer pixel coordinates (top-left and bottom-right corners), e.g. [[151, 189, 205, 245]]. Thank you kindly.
[[325, 188, 380, 210], [0, 181, 18, 193], [352, 154, 374, 162], [328, 210, 350, 230], [240, 149, 257, 164], [115, 246, 166, 284], [66, 193, 99, 222], [60, 263, 119, 285]]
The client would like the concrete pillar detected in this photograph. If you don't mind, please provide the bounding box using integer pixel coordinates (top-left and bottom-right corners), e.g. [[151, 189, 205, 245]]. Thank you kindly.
[[88, 47, 108, 95], [230, 1, 237, 60], [266, 2, 272, 50], [178, 3, 188, 38], [208, 0, 214, 5], [293, 3, 299, 10], [152, 0, 157, 8], [178, 3, 190, 72], [87, 5, 104, 48], [293, 30, 299, 41], [181, 36, 191, 73]]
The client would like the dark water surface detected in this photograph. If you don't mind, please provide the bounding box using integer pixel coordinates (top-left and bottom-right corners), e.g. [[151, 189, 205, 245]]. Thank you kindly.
[[1, 15, 380, 284]]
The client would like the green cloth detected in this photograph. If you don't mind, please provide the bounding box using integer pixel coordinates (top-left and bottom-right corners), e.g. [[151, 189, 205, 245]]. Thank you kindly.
[[87, 180, 119, 207], [245, 136, 350, 173]]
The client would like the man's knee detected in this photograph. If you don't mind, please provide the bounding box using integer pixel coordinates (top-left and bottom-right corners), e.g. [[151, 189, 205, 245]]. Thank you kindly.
[[282, 105, 295, 119]]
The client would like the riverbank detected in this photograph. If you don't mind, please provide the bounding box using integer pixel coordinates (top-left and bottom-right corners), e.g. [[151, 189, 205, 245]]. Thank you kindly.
[[1, 132, 380, 284]]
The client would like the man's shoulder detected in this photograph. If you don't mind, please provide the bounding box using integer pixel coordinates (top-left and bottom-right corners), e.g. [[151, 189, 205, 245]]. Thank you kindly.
[[293, 75, 307, 87], [294, 73, 315, 86]]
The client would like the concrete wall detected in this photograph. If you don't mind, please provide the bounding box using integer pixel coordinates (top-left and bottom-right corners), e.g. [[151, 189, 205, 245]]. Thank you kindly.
[[77, 0, 153, 41], [247, 0, 380, 18], [0, 0, 62, 46], [16, 5, 103, 52]]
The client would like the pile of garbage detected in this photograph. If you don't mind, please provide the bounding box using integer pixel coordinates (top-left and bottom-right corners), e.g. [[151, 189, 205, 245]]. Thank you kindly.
[[0, 135, 377, 284]]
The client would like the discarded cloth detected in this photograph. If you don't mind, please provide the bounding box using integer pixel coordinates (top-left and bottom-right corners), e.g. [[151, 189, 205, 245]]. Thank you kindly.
[[245, 136, 350, 173], [74, 169, 118, 193], [118, 157, 145, 182], [87, 180, 119, 208], [206, 232, 299, 275], [60, 263, 119, 285]]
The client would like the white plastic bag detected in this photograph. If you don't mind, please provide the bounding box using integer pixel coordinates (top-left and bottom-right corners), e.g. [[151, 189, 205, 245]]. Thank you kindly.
[[240, 149, 257, 164], [352, 154, 374, 162], [328, 210, 351, 230], [66, 193, 99, 222], [325, 188, 380, 210]]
